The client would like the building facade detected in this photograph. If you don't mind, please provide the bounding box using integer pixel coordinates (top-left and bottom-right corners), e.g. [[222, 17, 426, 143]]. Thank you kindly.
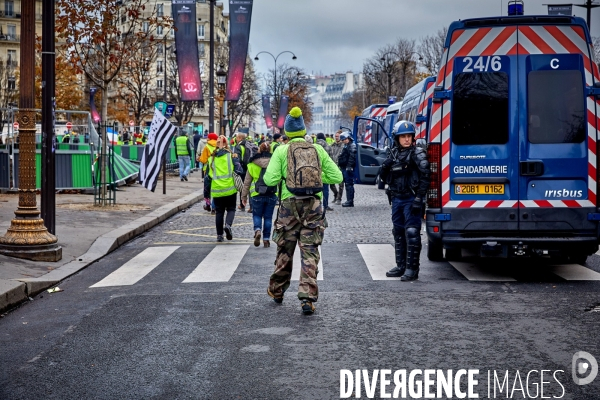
[[321, 71, 363, 134]]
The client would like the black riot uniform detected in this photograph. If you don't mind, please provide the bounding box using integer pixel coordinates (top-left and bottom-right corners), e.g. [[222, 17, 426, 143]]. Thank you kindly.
[[337, 132, 357, 207], [380, 121, 430, 281]]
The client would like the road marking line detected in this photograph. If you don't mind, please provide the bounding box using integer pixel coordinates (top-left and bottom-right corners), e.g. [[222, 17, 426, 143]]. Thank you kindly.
[[183, 245, 249, 282], [549, 264, 600, 281], [358, 244, 401, 280], [291, 245, 323, 281], [448, 261, 517, 281], [90, 246, 179, 288]]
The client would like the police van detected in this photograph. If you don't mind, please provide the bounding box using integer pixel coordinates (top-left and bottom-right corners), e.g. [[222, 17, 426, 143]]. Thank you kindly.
[[425, 13, 600, 262]]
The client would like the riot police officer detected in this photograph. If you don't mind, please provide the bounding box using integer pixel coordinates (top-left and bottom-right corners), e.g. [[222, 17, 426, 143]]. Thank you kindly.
[[380, 121, 430, 281], [337, 132, 357, 207]]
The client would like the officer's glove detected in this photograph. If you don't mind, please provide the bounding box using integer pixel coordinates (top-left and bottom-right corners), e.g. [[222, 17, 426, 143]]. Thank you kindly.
[[346, 167, 354, 172], [411, 197, 423, 215], [381, 159, 394, 169]]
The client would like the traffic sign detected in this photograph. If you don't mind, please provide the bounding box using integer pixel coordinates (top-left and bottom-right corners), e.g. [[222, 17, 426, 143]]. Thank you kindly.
[[129, 120, 135, 127], [66, 121, 72, 130], [13, 121, 18, 130]]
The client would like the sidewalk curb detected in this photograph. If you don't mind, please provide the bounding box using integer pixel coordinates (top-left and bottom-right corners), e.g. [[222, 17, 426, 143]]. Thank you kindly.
[[0, 190, 203, 313]]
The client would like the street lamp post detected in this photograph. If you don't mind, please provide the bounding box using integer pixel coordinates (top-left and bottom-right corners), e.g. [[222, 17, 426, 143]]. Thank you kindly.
[[0, 0, 61, 261], [254, 50, 297, 127], [216, 65, 227, 136]]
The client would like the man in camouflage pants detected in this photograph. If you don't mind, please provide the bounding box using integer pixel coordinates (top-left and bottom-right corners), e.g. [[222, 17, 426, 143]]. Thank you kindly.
[[264, 107, 342, 314]]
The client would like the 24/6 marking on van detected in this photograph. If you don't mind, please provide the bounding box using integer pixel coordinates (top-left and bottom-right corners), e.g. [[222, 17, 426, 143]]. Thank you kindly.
[[462, 56, 504, 72]]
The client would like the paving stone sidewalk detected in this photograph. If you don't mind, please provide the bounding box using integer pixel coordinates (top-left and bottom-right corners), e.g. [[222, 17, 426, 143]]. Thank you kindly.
[[0, 172, 204, 312]]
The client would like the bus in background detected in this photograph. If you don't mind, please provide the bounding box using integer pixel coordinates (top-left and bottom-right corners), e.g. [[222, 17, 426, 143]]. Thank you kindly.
[[398, 76, 436, 142], [384, 100, 403, 139]]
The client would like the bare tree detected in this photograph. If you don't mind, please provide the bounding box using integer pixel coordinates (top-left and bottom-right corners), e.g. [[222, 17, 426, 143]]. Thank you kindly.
[[56, 0, 167, 123], [265, 64, 312, 127], [227, 59, 261, 134], [418, 27, 448, 75], [363, 39, 418, 104]]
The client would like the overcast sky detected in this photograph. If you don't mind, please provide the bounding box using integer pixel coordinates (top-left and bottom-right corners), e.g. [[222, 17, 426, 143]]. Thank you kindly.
[[222, 0, 600, 79]]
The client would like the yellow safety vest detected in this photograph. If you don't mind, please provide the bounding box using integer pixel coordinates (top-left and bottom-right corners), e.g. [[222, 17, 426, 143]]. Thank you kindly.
[[209, 153, 237, 198], [202, 143, 216, 172], [175, 136, 189, 156]]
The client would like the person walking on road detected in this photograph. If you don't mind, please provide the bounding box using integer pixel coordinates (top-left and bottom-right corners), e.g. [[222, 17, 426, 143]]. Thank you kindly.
[[208, 135, 244, 242], [200, 133, 219, 212], [196, 132, 208, 174], [175, 130, 193, 181], [337, 132, 357, 207], [380, 121, 430, 281], [315, 132, 334, 212], [263, 106, 343, 315], [193, 130, 202, 169], [241, 143, 278, 248]]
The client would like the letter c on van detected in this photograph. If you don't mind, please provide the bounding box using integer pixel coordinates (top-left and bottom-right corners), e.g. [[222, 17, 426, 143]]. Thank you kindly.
[[550, 58, 560, 69]]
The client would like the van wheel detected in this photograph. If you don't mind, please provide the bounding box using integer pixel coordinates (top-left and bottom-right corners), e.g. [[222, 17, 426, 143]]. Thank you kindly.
[[427, 240, 444, 261], [376, 174, 385, 190], [445, 247, 462, 261]]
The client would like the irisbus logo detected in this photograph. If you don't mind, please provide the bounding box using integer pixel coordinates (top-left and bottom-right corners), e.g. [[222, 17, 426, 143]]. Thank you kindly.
[[544, 189, 583, 198]]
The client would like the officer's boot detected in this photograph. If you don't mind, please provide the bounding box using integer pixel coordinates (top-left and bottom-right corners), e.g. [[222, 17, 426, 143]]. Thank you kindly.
[[386, 228, 406, 277], [401, 226, 421, 281]]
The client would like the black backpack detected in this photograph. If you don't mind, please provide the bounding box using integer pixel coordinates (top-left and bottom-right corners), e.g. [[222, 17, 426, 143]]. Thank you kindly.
[[255, 168, 277, 196]]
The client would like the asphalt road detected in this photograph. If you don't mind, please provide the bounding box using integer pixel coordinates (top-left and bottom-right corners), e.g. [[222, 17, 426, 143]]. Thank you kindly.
[[1, 185, 600, 399]]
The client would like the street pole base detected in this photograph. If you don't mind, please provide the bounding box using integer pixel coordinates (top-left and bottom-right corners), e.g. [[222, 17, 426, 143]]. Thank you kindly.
[[0, 243, 62, 262], [0, 218, 62, 261]]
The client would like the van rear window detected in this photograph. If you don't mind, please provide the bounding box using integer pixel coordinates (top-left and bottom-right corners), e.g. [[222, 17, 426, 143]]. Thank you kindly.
[[528, 70, 585, 144], [451, 72, 509, 145]]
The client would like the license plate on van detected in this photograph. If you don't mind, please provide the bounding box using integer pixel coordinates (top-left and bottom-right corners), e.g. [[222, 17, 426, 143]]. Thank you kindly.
[[454, 184, 505, 195]]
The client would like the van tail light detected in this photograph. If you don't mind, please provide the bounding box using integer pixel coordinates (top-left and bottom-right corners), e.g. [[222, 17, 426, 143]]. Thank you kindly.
[[427, 143, 442, 208]]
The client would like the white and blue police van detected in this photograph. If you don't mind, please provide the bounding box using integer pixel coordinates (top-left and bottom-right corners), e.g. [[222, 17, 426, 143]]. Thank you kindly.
[[424, 10, 600, 262]]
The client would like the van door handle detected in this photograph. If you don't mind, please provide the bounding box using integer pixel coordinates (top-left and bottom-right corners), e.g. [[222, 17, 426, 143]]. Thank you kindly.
[[520, 161, 544, 176]]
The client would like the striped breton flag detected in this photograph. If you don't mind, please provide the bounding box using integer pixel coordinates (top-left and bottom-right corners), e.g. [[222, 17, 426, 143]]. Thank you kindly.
[[139, 108, 177, 192]]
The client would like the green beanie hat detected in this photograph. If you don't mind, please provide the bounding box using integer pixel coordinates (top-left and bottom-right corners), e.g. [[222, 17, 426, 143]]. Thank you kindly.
[[284, 107, 306, 138]]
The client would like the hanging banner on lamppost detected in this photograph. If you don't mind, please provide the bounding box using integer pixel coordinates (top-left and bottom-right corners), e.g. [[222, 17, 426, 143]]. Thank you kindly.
[[276, 95, 289, 130], [172, 0, 203, 102], [89, 87, 100, 122], [262, 95, 273, 128], [225, 0, 254, 101]]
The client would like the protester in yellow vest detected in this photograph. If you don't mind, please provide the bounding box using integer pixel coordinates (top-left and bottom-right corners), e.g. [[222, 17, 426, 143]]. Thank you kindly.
[[175, 131, 193, 181], [269, 133, 283, 153], [208, 135, 244, 242], [241, 143, 278, 248], [199, 132, 219, 212]]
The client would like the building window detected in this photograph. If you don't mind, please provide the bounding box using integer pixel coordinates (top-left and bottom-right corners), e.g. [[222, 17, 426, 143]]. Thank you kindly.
[[157, 43, 163, 54], [121, 14, 126, 24], [7, 25, 15, 40], [157, 4, 163, 17], [157, 79, 163, 89], [198, 43, 205, 57], [5, 1, 14, 17], [157, 25, 163, 35], [7, 77, 15, 90], [142, 21, 149, 33], [7, 49, 16, 66], [157, 60, 163, 73], [198, 24, 205, 38], [170, 28, 174, 37]]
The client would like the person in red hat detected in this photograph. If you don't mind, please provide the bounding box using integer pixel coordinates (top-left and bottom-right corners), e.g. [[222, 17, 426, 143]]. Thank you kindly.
[[199, 132, 219, 212]]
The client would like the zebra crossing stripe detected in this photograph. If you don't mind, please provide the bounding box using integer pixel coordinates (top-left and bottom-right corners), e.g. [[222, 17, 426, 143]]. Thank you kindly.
[[291, 246, 323, 281], [357, 244, 401, 280], [90, 246, 180, 287], [182, 245, 250, 283], [548, 264, 600, 281], [448, 261, 517, 282]]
